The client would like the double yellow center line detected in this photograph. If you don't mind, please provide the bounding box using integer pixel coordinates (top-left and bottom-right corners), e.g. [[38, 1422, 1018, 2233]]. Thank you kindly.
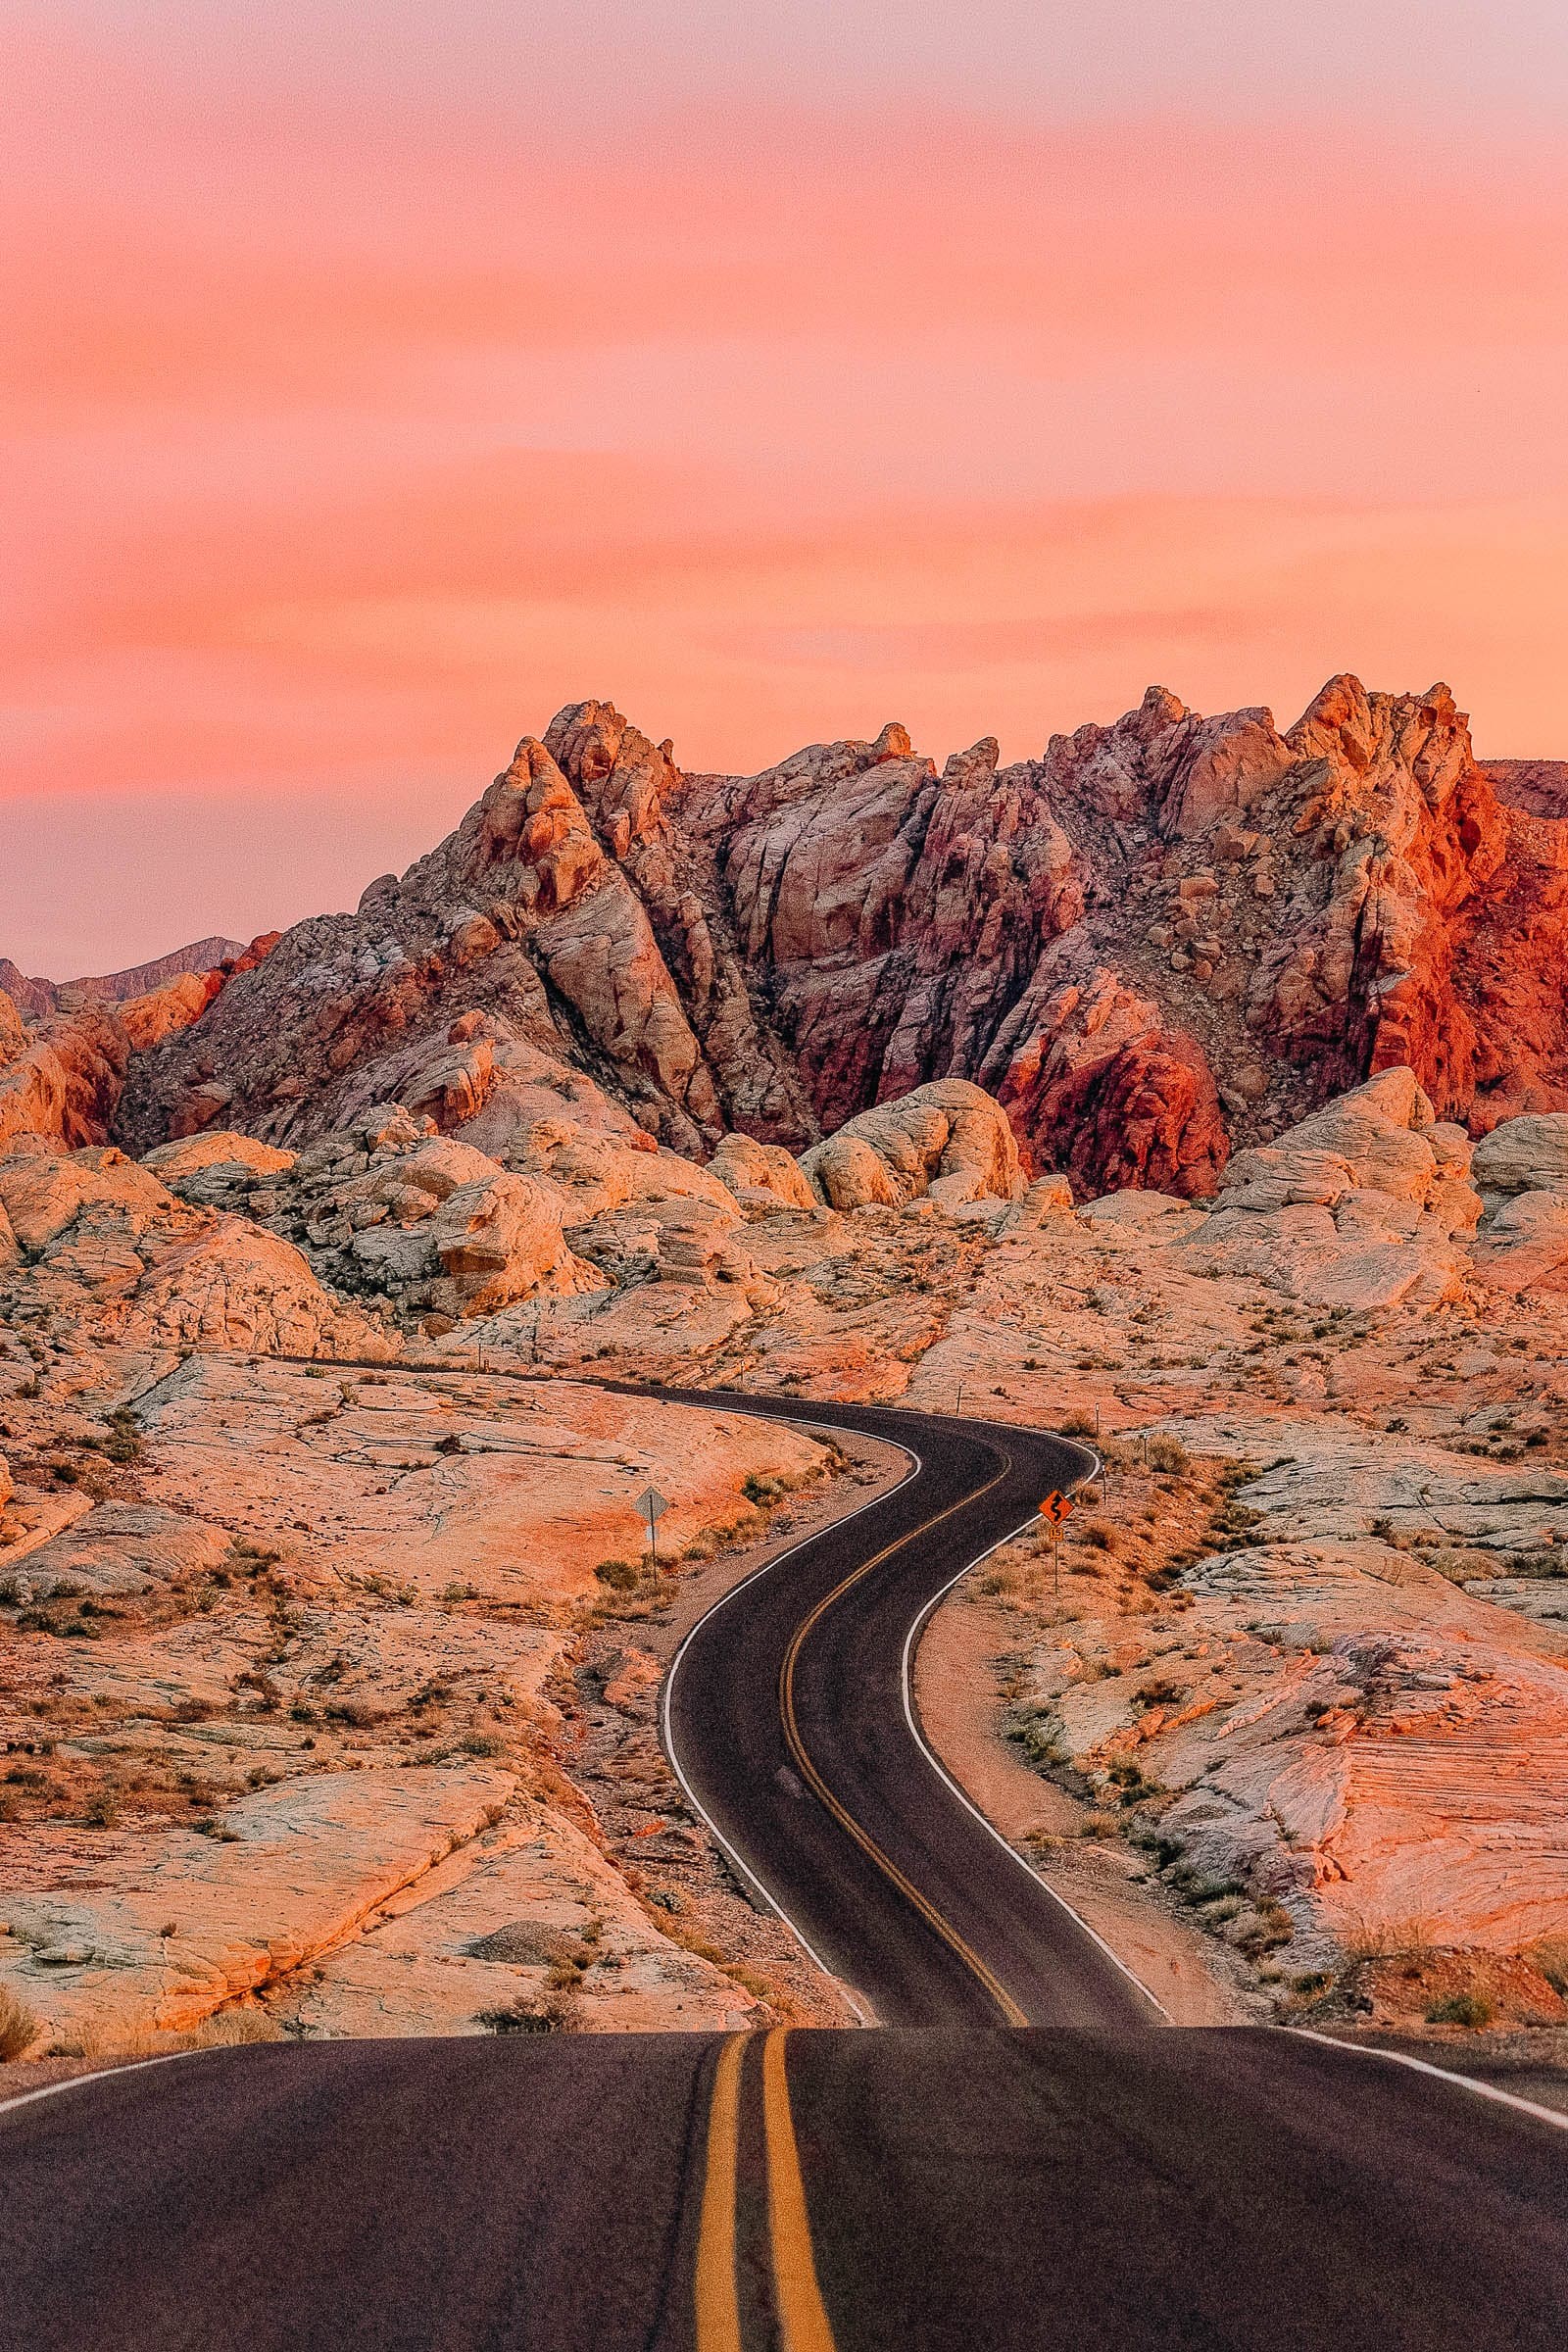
[[696, 1443, 1037, 2342], [696, 2029, 837, 2352]]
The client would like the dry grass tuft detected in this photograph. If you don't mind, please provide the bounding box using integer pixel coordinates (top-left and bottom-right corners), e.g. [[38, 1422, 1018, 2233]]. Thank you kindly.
[[0, 1984, 40, 2062], [54, 2003, 287, 2066], [1522, 1936, 1568, 1996], [1340, 1914, 1440, 1963]]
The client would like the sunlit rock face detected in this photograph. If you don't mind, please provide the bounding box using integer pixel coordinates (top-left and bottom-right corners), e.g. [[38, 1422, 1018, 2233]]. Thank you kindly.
[[96, 674, 1568, 1205]]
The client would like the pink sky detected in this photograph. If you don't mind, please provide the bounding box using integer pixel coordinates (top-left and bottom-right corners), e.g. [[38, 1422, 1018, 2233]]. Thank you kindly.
[[5, 3, 1568, 975]]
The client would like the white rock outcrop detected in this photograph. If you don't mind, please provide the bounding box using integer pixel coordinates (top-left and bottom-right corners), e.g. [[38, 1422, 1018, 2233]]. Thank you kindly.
[[799, 1078, 1025, 1212]]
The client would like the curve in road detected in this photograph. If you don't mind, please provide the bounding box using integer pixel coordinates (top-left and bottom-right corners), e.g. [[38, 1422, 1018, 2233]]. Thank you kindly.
[[657, 1388, 1159, 2032], [5, 1377, 1568, 2349]]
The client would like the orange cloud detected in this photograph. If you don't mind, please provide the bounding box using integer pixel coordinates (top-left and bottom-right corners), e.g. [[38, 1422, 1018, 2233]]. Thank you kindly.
[[4, 15, 1567, 971]]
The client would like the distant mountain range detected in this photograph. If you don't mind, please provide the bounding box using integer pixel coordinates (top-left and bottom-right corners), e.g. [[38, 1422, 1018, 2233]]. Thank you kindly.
[[0, 940, 249, 1019]]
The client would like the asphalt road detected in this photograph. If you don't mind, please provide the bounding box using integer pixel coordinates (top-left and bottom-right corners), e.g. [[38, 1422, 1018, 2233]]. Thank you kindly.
[[4, 2026, 1565, 2350], [5, 1387, 1566, 2349], [657, 1390, 1153, 2029]]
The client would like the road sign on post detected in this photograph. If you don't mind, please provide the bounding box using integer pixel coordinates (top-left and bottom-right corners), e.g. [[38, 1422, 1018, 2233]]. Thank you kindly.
[[636, 1485, 669, 1577], [1038, 1491, 1074, 1617]]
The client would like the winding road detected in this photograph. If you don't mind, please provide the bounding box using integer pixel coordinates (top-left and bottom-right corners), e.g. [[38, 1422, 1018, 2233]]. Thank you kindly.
[[4, 1386, 1566, 2351], [660, 1390, 1152, 2031]]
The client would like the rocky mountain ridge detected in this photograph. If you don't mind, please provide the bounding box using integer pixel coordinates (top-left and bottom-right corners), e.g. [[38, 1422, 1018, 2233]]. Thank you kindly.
[[6, 674, 1564, 1205], [0, 939, 249, 1020], [76, 675, 1568, 1202]]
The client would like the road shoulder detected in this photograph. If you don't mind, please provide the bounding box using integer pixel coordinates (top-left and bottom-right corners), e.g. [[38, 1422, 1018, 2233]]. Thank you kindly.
[[913, 1580, 1256, 2026]]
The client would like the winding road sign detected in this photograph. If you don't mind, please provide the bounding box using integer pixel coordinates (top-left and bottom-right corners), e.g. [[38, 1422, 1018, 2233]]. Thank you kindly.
[[1038, 1491, 1074, 1526]]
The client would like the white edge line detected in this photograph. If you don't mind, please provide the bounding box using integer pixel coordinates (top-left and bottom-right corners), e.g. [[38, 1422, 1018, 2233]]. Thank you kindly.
[[0, 2047, 206, 2124], [662, 1405, 1165, 2031], [1283, 2026, 1568, 2133], [897, 1453, 1173, 2027], [661, 1424, 926, 2029]]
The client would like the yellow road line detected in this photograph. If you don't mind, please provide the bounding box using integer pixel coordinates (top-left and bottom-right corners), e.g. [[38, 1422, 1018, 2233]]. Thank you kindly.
[[694, 2034, 748, 2352], [778, 1459, 1031, 2029], [761, 2030, 839, 2352]]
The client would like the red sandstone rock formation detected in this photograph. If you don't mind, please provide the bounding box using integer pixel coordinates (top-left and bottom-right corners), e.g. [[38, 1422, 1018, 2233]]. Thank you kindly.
[[106, 678, 1568, 1198], [0, 936, 250, 1017], [0, 936, 277, 1151]]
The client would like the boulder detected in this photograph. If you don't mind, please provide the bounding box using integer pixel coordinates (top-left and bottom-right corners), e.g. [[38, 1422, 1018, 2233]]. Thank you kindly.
[[1472, 1114, 1568, 1202], [0, 1138, 175, 1251], [1268, 1070, 1441, 1202], [1188, 1068, 1473, 1309], [1470, 1189, 1568, 1293], [1004, 1174, 1077, 1229], [124, 1220, 396, 1357], [368, 1137, 503, 1204], [429, 1173, 606, 1312], [710, 1132, 818, 1210], [799, 1080, 1024, 1212], [143, 1131, 297, 1182]]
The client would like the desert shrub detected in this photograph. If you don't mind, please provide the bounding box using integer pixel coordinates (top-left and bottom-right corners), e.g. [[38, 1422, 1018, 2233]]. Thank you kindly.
[[103, 1406, 145, 1464], [1077, 1811, 1120, 1840], [192, 2006, 284, 2048], [1426, 1992, 1494, 2029], [1057, 1410, 1097, 1438], [0, 1985, 39, 2062], [1523, 1937, 1568, 1995], [593, 1558, 640, 1592], [1078, 1519, 1119, 1551], [477, 1990, 577, 2034], [1147, 1435, 1189, 1475], [1342, 1917, 1439, 1964]]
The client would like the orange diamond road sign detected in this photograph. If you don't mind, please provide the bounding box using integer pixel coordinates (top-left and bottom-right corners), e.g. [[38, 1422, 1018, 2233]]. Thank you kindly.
[[1038, 1492, 1074, 1526]]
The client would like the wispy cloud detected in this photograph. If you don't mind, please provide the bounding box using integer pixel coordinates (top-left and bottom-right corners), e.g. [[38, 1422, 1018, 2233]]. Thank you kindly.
[[5, 8, 1566, 968]]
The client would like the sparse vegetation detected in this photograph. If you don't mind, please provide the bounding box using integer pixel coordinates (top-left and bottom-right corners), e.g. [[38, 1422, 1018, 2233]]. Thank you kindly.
[[1425, 1991, 1494, 2029], [0, 1985, 39, 2061]]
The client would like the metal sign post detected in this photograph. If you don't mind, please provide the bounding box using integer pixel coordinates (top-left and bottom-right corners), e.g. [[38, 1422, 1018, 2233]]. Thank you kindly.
[[636, 1485, 669, 1580]]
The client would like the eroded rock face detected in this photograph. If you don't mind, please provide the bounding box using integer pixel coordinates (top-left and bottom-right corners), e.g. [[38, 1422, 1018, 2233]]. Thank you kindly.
[[0, 1002, 130, 1152], [0, 1133, 390, 1360], [0, 1765, 515, 2044], [94, 675, 1568, 1200], [114, 732, 725, 1161], [0, 939, 276, 1154]]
